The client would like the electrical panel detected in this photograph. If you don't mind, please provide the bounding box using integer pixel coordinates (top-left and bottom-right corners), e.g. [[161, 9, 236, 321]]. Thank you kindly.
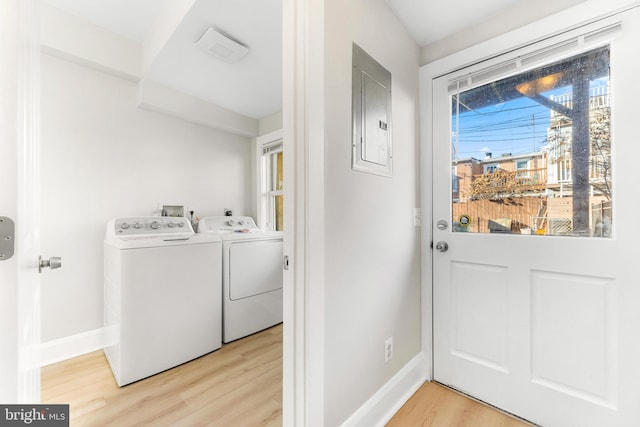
[[352, 43, 392, 177]]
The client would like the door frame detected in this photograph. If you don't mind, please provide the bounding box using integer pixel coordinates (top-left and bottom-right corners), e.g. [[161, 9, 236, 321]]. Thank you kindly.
[[420, 0, 640, 383], [0, 0, 321, 421], [283, 0, 325, 425]]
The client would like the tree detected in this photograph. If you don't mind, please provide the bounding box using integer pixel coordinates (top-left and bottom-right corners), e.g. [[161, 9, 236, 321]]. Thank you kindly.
[[467, 169, 543, 200], [589, 106, 612, 200]]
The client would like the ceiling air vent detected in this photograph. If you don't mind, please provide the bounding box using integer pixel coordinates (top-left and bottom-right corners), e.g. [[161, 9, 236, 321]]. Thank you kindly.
[[195, 27, 249, 63]]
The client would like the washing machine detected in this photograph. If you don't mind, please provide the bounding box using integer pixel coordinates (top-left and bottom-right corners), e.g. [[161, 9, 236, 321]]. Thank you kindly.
[[103, 216, 222, 386], [197, 215, 283, 343]]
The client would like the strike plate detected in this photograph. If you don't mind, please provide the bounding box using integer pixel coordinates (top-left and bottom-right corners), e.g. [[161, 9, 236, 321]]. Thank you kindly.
[[0, 216, 15, 261]]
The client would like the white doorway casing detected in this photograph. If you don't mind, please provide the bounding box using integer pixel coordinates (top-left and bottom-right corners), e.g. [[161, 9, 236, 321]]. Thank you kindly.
[[282, 0, 324, 425]]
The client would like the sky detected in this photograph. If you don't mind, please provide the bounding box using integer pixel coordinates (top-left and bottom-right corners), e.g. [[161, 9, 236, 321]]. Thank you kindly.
[[452, 77, 610, 161], [452, 96, 551, 160]]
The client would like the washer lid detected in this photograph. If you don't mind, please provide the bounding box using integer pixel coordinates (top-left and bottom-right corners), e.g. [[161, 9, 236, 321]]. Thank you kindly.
[[105, 233, 221, 249]]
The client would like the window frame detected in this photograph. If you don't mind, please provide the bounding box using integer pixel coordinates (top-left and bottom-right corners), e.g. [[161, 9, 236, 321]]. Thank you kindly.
[[484, 163, 499, 174], [516, 159, 530, 178], [256, 129, 284, 230]]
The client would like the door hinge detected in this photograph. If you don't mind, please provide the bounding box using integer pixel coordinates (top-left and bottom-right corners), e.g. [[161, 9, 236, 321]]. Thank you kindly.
[[0, 216, 15, 261]]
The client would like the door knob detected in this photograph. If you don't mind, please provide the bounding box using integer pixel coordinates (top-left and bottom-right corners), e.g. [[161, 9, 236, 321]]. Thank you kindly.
[[435, 241, 449, 252], [39, 256, 62, 273]]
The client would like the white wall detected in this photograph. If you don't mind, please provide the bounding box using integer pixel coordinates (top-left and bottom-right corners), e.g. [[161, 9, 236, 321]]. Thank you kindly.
[[40, 53, 253, 342], [258, 111, 283, 136], [420, 0, 587, 64], [323, 0, 421, 424]]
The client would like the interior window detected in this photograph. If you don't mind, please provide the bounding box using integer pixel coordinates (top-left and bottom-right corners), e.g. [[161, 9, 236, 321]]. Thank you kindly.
[[260, 140, 283, 231], [451, 46, 611, 237]]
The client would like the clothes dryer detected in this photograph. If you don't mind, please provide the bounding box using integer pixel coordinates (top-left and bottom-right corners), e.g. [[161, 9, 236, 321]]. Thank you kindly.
[[103, 216, 222, 386], [197, 216, 283, 343]]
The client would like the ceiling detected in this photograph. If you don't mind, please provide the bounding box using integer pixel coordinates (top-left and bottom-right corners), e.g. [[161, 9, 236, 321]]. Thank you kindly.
[[384, 0, 524, 46], [40, 0, 579, 120], [42, 0, 167, 42], [43, 0, 282, 120], [144, 0, 282, 120]]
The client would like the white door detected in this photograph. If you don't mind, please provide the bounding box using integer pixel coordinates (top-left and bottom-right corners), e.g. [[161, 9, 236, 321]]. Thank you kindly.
[[0, 0, 21, 403], [433, 7, 640, 427], [0, 0, 41, 403]]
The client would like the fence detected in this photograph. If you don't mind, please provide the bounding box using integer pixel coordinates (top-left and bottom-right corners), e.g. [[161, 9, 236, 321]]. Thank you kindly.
[[452, 197, 612, 236], [452, 198, 544, 234]]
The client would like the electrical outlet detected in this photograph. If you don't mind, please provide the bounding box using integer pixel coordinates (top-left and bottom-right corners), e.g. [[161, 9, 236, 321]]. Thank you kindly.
[[413, 208, 422, 227], [384, 337, 393, 363]]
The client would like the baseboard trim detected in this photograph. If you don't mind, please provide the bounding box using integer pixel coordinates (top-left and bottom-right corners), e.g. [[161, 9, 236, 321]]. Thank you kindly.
[[340, 352, 427, 427], [40, 327, 112, 367]]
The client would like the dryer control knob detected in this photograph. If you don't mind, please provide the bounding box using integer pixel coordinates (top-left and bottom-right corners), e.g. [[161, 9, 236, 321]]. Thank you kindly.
[[168, 223, 175, 228], [120, 223, 130, 230], [133, 223, 142, 229], [150, 221, 161, 230], [227, 219, 235, 226], [238, 220, 245, 225]]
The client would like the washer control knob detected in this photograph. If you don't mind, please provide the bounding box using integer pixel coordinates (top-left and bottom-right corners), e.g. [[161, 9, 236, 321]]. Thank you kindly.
[[178, 222, 184, 227], [227, 219, 235, 226], [150, 221, 161, 230], [168, 222, 175, 228], [134, 223, 142, 229], [120, 223, 130, 230], [238, 220, 245, 225]]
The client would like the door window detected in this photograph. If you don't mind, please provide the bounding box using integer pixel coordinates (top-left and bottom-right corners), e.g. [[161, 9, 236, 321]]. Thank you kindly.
[[451, 47, 611, 237]]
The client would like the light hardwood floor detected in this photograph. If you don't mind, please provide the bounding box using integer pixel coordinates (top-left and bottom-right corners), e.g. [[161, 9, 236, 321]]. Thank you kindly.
[[43, 326, 530, 426], [387, 382, 532, 427], [42, 324, 283, 426]]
